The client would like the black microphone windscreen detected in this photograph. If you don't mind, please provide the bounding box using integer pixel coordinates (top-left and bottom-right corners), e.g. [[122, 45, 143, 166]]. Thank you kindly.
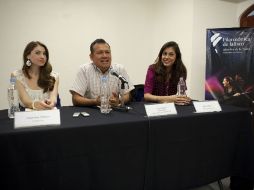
[[110, 69, 118, 77]]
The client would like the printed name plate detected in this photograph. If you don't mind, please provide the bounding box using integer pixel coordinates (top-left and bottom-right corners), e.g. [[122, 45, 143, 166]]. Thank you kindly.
[[193, 100, 222, 113], [145, 103, 177, 117], [14, 109, 61, 129]]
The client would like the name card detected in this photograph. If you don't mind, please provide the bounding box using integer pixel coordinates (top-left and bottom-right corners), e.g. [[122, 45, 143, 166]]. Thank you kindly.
[[193, 100, 222, 113], [145, 103, 177, 117], [14, 109, 61, 129]]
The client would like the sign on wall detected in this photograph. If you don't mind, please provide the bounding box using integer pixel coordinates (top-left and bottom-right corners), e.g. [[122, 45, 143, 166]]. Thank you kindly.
[[205, 27, 254, 102]]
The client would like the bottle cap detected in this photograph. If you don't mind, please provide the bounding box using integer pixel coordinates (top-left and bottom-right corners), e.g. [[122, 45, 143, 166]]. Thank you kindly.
[[101, 75, 108, 81], [10, 76, 16, 83]]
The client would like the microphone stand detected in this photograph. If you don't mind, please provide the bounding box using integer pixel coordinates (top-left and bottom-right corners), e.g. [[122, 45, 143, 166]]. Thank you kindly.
[[113, 79, 130, 112], [110, 70, 132, 112], [120, 80, 125, 107]]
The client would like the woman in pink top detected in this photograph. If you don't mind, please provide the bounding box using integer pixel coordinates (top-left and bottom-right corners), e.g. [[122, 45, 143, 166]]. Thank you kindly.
[[144, 41, 191, 105]]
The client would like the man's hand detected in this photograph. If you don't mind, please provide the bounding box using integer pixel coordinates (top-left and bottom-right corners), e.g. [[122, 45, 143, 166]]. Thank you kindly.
[[109, 92, 120, 107]]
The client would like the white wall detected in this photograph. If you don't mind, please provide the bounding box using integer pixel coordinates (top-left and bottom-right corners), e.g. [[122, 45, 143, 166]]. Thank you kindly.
[[191, 0, 238, 100], [237, 0, 254, 17], [0, 0, 253, 109], [190, 0, 254, 100]]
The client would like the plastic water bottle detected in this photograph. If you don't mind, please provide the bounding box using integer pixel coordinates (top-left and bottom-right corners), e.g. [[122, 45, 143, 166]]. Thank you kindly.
[[177, 77, 186, 96], [8, 76, 20, 118], [100, 75, 109, 114]]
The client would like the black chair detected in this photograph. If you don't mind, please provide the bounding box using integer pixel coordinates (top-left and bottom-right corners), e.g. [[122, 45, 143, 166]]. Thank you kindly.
[[56, 94, 61, 108], [218, 180, 224, 190], [130, 84, 144, 102]]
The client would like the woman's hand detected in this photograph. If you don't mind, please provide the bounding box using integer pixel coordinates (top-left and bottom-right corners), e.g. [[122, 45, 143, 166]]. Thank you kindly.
[[33, 100, 55, 110], [44, 99, 56, 109], [158, 95, 191, 105], [233, 93, 241, 96], [175, 95, 191, 105]]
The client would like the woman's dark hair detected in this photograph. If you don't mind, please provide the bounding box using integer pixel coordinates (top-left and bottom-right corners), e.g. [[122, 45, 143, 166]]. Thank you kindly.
[[153, 41, 187, 85], [224, 76, 233, 86], [22, 41, 55, 93]]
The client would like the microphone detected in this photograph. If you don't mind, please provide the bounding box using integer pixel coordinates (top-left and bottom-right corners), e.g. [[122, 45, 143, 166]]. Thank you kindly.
[[110, 69, 128, 84], [112, 105, 132, 112]]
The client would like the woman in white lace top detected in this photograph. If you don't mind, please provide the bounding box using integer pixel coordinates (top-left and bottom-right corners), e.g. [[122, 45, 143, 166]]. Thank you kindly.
[[12, 41, 59, 110]]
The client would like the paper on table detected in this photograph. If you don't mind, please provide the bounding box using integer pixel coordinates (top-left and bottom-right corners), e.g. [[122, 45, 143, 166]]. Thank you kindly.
[[25, 107, 57, 112], [193, 100, 222, 113], [145, 103, 177, 117], [14, 109, 60, 129]]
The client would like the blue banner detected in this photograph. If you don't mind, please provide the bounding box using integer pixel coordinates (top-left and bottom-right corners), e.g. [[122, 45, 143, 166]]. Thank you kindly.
[[206, 27, 254, 103]]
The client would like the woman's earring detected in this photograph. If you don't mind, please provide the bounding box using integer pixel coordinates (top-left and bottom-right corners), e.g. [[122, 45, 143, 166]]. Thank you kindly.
[[26, 59, 31, 67]]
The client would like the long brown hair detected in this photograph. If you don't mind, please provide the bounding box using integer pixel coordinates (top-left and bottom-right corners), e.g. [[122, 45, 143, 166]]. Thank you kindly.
[[22, 41, 55, 93], [153, 41, 187, 85]]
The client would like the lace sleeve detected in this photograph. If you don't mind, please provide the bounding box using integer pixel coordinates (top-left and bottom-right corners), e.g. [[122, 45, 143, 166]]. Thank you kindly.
[[12, 70, 27, 88], [51, 71, 59, 79]]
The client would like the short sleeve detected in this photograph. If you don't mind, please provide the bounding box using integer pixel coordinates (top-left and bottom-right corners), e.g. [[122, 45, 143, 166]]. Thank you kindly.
[[70, 65, 88, 96], [51, 71, 59, 79], [144, 65, 155, 94], [12, 70, 27, 87]]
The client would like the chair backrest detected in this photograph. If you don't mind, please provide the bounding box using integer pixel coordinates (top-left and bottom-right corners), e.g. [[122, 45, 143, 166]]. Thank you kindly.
[[131, 84, 144, 102], [56, 94, 61, 108]]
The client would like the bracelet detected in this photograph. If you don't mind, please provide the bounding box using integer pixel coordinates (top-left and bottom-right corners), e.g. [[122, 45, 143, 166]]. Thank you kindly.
[[32, 100, 36, 110]]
